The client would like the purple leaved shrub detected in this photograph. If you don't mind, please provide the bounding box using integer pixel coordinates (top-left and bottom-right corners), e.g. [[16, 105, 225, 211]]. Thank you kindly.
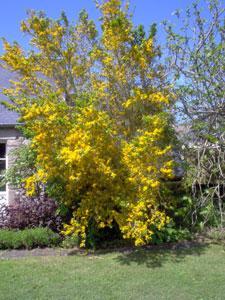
[[0, 189, 62, 232]]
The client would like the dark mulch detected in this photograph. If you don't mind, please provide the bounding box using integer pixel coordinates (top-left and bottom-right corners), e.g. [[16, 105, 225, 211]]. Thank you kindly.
[[0, 236, 212, 260], [0, 248, 71, 259]]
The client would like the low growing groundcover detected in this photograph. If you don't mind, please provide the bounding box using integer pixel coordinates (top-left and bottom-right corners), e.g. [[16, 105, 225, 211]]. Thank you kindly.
[[0, 244, 225, 300]]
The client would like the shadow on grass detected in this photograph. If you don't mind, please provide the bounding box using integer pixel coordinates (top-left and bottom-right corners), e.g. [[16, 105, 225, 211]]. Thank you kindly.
[[67, 239, 214, 269], [113, 242, 210, 268]]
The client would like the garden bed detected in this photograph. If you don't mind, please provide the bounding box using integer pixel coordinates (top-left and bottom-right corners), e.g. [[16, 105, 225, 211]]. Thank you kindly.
[[0, 238, 211, 260]]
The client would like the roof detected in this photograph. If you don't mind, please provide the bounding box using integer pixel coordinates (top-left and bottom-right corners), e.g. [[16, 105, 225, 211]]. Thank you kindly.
[[0, 104, 19, 126], [0, 66, 19, 127]]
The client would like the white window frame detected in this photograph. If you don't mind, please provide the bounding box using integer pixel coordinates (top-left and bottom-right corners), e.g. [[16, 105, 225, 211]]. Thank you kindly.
[[0, 141, 8, 204]]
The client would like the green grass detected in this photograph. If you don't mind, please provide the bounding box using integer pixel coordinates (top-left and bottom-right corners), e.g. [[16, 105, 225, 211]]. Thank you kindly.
[[0, 244, 225, 300]]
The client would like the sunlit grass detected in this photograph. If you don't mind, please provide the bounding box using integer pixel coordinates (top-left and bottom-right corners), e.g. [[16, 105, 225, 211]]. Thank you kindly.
[[0, 244, 225, 300]]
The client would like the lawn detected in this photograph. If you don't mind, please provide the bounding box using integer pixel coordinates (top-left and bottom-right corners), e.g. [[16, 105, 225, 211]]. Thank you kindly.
[[0, 244, 225, 300]]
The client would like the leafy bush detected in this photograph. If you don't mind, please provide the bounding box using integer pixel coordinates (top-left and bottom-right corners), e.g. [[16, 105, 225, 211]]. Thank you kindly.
[[0, 228, 61, 249], [3, 143, 36, 189], [85, 219, 122, 249], [150, 223, 191, 244], [62, 219, 126, 249], [0, 189, 62, 232]]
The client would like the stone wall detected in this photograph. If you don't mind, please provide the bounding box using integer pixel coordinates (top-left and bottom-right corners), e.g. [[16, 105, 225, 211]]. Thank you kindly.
[[6, 137, 24, 204], [0, 126, 24, 205]]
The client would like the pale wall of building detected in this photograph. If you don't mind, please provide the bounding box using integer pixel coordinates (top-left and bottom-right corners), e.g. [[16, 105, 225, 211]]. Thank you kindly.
[[0, 127, 24, 205]]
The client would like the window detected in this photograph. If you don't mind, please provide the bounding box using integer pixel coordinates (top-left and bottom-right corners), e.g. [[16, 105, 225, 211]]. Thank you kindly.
[[0, 143, 6, 192]]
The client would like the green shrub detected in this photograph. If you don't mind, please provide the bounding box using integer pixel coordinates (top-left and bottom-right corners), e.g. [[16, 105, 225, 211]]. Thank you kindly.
[[0, 228, 61, 249], [85, 219, 122, 249], [150, 223, 191, 244]]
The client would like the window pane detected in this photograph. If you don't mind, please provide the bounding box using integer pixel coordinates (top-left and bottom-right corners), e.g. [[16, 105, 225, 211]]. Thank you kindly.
[[0, 145, 6, 192], [0, 182, 6, 192], [0, 160, 6, 175], [0, 144, 6, 158]]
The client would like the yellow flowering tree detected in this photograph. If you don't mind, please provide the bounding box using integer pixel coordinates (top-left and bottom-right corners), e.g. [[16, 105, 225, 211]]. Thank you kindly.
[[92, 0, 172, 138], [1, 0, 175, 247], [1, 9, 97, 107]]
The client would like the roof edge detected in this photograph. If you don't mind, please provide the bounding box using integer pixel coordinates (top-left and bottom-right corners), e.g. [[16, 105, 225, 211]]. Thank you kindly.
[[0, 123, 21, 127]]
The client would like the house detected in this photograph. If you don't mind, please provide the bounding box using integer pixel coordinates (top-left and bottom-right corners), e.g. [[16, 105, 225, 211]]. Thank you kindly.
[[0, 67, 23, 205]]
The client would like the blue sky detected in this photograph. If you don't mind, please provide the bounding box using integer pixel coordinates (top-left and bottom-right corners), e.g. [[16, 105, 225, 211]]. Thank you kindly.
[[0, 0, 212, 53]]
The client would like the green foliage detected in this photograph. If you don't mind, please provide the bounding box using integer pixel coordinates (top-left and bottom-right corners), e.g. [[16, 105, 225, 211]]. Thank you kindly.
[[166, 181, 223, 231], [196, 200, 222, 230], [0, 228, 61, 249], [151, 223, 191, 244], [172, 195, 193, 228], [85, 219, 122, 249], [149, 23, 157, 39], [132, 24, 146, 45], [4, 143, 36, 188]]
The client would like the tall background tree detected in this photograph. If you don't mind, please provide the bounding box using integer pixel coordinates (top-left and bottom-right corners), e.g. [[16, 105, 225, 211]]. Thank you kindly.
[[164, 0, 225, 227]]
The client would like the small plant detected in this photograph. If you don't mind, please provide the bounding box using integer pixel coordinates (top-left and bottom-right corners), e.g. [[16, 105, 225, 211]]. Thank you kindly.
[[150, 223, 191, 244], [0, 189, 62, 232], [0, 228, 61, 249]]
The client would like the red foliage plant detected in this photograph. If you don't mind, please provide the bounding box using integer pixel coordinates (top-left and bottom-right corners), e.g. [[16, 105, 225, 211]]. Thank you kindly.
[[0, 190, 61, 232]]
